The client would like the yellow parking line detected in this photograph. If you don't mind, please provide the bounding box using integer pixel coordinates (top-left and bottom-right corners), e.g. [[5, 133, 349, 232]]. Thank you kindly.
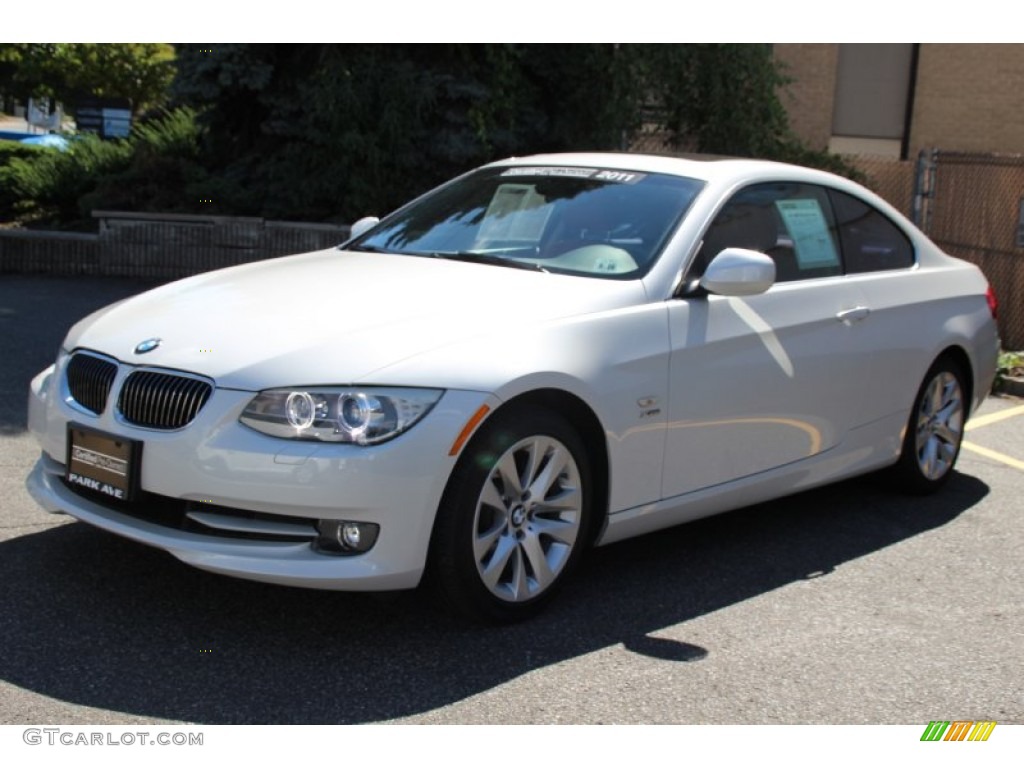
[[966, 403, 1024, 431], [961, 441, 1024, 471]]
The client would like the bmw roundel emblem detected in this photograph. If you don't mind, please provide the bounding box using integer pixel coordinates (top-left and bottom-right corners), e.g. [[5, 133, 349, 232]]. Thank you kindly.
[[134, 338, 161, 355]]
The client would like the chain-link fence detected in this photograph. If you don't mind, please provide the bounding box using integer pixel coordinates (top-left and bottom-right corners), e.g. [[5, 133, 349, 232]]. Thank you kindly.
[[851, 156, 916, 219], [918, 151, 1024, 350]]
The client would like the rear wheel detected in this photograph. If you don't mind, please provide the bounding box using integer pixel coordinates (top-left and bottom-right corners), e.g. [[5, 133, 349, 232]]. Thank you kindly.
[[891, 357, 967, 494], [429, 406, 592, 623]]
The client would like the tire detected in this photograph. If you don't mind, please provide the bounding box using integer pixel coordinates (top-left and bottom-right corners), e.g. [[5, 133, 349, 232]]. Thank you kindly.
[[891, 357, 967, 494], [429, 406, 592, 623]]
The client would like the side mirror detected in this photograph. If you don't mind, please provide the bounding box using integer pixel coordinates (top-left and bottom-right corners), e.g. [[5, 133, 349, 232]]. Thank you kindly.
[[349, 216, 380, 241], [700, 248, 776, 296]]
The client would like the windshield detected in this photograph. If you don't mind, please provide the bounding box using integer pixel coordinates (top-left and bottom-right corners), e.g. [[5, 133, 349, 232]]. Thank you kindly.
[[347, 166, 704, 279]]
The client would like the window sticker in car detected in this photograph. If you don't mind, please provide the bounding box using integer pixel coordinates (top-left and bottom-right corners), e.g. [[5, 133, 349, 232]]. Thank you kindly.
[[476, 184, 553, 244], [775, 199, 840, 269], [501, 167, 647, 184]]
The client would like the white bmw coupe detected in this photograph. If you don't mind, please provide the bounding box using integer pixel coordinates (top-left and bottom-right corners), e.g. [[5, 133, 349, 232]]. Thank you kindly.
[[27, 153, 999, 621]]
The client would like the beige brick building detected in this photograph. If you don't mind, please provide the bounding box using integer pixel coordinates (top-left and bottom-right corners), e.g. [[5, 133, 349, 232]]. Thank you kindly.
[[775, 44, 1024, 159]]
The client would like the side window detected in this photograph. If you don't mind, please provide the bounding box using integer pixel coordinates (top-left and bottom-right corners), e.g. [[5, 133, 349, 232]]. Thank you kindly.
[[828, 189, 915, 272], [693, 183, 842, 283]]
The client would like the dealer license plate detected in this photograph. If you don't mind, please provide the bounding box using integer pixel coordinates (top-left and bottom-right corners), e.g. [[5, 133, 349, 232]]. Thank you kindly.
[[66, 424, 140, 502]]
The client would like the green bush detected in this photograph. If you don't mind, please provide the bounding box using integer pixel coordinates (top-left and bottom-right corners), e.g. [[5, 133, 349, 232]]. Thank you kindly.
[[0, 140, 47, 166], [4, 133, 132, 227], [81, 108, 211, 216], [131, 107, 201, 159], [0, 140, 48, 221], [995, 350, 1024, 393], [2, 108, 209, 229]]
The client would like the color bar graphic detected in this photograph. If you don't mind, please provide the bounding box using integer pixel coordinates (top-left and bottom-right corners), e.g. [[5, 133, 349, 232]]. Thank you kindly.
[[968, 722, 996, 742], [921, 721, 949, 741], [921, 720, 996, 742]]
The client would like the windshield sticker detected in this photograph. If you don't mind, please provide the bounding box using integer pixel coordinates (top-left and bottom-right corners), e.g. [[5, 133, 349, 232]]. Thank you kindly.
[[476, 184, 553, 244], [501, 167, 647, 184], [774, 199, 840, 269]]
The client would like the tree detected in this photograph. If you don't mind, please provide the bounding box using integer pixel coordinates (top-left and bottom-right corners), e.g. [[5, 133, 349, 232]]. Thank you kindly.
[[171, 44, 650, 221], [642, 44, 791, 156], [0, 44, 175, 115], [172, 44, 548, 220], [0, 44, 62, 109], [5, 44, 855, 229], [170, 44, 848, 223]]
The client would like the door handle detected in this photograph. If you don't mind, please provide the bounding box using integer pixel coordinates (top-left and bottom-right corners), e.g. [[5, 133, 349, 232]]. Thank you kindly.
[[836, 306, 871, 325]]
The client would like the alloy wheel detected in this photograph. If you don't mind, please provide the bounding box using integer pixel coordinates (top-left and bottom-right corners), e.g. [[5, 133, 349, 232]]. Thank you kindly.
[[914, 370, 965, 481], [472, 435, 583, 602]]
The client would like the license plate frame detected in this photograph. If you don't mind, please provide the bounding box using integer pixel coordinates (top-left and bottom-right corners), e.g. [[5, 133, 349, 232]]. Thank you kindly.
[[66, 423, 142, 502]]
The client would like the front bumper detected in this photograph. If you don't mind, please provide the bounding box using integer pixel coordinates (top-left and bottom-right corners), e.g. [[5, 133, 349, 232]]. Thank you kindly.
[[27, 362, 495, 591]]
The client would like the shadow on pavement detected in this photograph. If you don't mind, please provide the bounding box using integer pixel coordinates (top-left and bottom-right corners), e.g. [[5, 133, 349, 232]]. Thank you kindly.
[[0, 470, 988, 723]]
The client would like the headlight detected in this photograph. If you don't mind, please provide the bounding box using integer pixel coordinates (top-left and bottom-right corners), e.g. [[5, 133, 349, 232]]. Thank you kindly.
[[239, 387, 443, 445]]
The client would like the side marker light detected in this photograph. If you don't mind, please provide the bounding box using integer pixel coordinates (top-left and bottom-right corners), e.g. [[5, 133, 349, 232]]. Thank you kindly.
[[449, 405, 491, 456]]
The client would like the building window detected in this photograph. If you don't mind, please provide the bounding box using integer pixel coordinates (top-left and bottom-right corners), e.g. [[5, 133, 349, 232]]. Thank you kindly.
[[830, 44, 915, 158]]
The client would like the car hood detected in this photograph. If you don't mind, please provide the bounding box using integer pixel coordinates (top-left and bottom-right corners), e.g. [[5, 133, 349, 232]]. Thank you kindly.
[[65, 249, 647, 390]]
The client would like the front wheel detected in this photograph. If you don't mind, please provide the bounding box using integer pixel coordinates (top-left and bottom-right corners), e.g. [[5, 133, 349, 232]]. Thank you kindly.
[[428, 406, 592, 623], [891, 357, 967, 494]]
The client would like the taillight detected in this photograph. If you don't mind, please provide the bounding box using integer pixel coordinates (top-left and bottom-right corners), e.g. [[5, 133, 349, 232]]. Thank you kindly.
[[986, 285, 998, 320]]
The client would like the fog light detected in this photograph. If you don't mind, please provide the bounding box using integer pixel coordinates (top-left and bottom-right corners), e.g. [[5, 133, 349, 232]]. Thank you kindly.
[[341, 523, 362, 548], [315, 519, 380, 555]]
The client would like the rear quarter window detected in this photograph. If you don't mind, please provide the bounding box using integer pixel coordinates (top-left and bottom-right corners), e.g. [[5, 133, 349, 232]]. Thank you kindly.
[[828, 189, 915, 272]]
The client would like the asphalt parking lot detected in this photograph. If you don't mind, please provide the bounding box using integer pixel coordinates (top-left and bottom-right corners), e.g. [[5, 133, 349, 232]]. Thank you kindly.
[[0, 275, 1021, 725]]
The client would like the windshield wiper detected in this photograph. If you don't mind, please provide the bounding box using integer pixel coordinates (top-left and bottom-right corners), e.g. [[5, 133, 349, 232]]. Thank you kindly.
[[427, 251, 549, 273]]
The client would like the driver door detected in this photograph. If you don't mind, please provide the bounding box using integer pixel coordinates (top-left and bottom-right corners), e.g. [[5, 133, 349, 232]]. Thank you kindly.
[[662, 181, 870, 498]]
